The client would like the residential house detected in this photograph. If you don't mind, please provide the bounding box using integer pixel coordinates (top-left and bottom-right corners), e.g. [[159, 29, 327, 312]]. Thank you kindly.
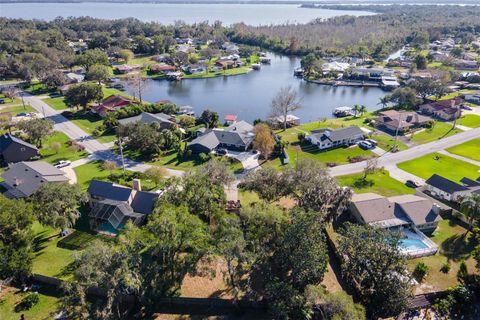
[[464, 92, 480, 105], [118, 112, 176, 130], [462, 52, 478, 61], [454, 59, 479, 70], [306, 126, 364, 150], [350, 193, 443, 233], [188, 120, 255, 154], [183, 64, 207, 74], [87, 179, 159, 233], [375, 110, 431, 134], [321, 61, 351, 73], [65, 72, 85, 84], [346, 67, 395, 82], [176, 45, 195, 54], [215, 59, 239, 69], [222, 42, 239, 54], [175, 38, 193, 45], [150, 64, 177, 74], [418, 98, 463, 121], [0, 134, 38, 163], [91, 95, 138, 117], [271, 114, 300, 128], [425, 174, 480, 202], [1, 161, 69, 198], [224, 114, 237, 125], [115, 64, 141, 74]]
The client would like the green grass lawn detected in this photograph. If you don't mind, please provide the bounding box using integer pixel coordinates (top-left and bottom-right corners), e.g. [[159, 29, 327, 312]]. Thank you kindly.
[[74, 160, 124, 190], [410, 122, 462, 144], [0, 104, 35, 116], [398, 152, 480, 182], [370, 134, 408, 152], [336, 169, 415, 197], [102, 86, 132, 98], [456, 114, 480, 128], [65, 110, 116, 143], [40, 131, 88, 164], [408, 217, 478, 291], [43, 96, 68, 110], [23, 81, 55, 96], [31, 222, 77, 279], [183, 66, 252, 79], [0, 285, 61, 320], [446, 138, 480, 162], [0, 93, 22, 106]]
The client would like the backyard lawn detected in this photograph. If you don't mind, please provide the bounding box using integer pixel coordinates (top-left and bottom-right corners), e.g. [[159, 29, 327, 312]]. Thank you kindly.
[[398, 152, 480, 182], [0, 285, 61, 320], [410, 122, 462, 144], [336, 169, 415, 197], [456, 114, 480, 128], [446, 138, 480, 162], [408, 217, 478, 292], [40, 131, 88, 164]]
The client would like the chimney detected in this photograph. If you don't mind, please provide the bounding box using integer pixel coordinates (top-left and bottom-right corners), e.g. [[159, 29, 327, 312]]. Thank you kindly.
[[133, 178, 141, 191]]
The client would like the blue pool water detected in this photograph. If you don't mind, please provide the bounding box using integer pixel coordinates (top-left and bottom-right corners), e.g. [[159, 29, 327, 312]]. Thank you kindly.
[[399, 238, 429, 251]]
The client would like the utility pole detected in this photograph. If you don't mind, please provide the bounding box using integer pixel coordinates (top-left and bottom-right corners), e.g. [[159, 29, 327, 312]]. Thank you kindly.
[[118, 135, 126, 174], [393, 112, 403, 152]]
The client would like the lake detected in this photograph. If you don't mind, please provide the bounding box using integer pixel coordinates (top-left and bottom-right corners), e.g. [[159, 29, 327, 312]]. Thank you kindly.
[[0, 3, 375, 25], [122, 53, 386, 123]]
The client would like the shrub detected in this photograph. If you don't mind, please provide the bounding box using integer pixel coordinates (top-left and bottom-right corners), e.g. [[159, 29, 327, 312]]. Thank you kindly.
[[413, 262, 429, 282], [15, 293, 40, 312], [198, 153, 210, 163], [297, 132, 306, 142], [441, 261, 451, 274]]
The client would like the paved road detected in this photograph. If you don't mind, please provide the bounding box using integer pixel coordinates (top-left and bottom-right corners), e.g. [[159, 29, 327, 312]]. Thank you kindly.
[[329, 127, 480, 177], [22, 93, 184, 176]]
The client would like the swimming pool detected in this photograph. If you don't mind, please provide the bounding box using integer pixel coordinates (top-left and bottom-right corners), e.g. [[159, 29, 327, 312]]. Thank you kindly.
[[399, 238, 429, 251]]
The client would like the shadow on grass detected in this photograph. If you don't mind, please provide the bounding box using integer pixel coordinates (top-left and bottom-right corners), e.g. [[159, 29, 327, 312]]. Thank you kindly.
[[32, 231, 55, 254], [353, 177, 374, 189], [441, 232, 478, 261]]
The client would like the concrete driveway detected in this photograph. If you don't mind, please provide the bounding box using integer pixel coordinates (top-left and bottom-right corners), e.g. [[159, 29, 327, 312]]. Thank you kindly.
[[59, 166, 77, 184], [226, 150, 260, 171]]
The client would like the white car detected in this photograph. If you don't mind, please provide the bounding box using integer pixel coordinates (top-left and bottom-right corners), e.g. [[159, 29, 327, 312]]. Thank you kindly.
[[54, 160, 71, 168]]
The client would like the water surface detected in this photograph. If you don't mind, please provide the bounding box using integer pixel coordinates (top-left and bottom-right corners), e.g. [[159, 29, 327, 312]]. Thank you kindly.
[[123, 53, 386, 123]]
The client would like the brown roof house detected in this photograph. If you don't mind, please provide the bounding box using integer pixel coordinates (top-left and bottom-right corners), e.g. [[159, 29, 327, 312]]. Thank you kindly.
[[91, 95, 138, 117], [349, 193, 442, 257], [418, 98, 463, 121], [150, 63, 177, 74], [1, 161, 69, 198], [375, 110, 431, 134]]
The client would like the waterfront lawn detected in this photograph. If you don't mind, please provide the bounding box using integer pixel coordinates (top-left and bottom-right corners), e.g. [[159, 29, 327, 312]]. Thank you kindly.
[[43, 96, 68, 110], [102, 86, 132, 98], [370, 134, 408, 152], [456, 114, 480, 128], [294, 114, 375, 132], [407, 217, 478, 292], [410, 122, 462, 144], [446, 138, 480, 162], [336, 169, 415, 197], [0, 284, 61, 320], [183, 66, 252, 79], [40, 131, 88, 164], [398, 152, 480, 182]]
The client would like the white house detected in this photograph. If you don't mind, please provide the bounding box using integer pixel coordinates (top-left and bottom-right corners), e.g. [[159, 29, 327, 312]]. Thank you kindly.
[[425, 174, 479, 202], [306, 126, 364, 150]]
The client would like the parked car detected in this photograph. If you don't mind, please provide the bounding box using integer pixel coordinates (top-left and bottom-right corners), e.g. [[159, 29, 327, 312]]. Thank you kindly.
[[358, 141, 374, 150], [216, 148, 227, 156], [405, 180, 420, 188], [365, 139, 378, 147], [16, 112, 28, 117], [0, 99, 5, 104], [54, 160, 71, 168], [49, 92, 62, 98]]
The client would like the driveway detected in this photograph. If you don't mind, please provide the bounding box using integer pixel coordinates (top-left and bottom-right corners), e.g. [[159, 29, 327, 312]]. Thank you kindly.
[[59, 166, 77, 184], [226, 150, 260, 171]]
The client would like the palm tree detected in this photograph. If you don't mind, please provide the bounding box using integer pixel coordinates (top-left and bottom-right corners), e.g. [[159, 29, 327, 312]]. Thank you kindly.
[[352, 104, 360, 118], [378, 96, 389, 110], [359, 105, 367, 116], [460, 194, 480, 232]]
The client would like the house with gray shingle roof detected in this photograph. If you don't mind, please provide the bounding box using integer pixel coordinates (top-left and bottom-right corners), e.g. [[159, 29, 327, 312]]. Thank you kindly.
[[118, 112, 176, 130], [87, 179, 160, 234], [0, 134, 38, 163], [187, 120, 255, 154], [306, 126, 364, 150], [1, 161, 68, 198], [425, 174, 480, 202]]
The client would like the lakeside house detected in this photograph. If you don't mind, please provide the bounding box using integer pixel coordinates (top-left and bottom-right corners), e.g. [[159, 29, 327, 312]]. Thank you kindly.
[[91, 95, 138, 117], [425, 174, 480, 202], [115, 64, 141, 74], [0, 134, 39, 164], [150, 63, 177, 74], [321, 61, 351, 73], [375, 110, 431, 134], [215, 59, 241, 69], [350, 193, 443, 233], [345, 67, 395, 82], [271, 114, 300, 128], [1, 161, 68, 198], [224, 114, 238, 125], [418, 98, 463, 121], [118, 112, 176, 129], [188, 120, 255, 154], [306, 126, 364, 151], [183, 64, 208, 74], [221, 42, 239, 54], [87, 179, 159, 234]]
